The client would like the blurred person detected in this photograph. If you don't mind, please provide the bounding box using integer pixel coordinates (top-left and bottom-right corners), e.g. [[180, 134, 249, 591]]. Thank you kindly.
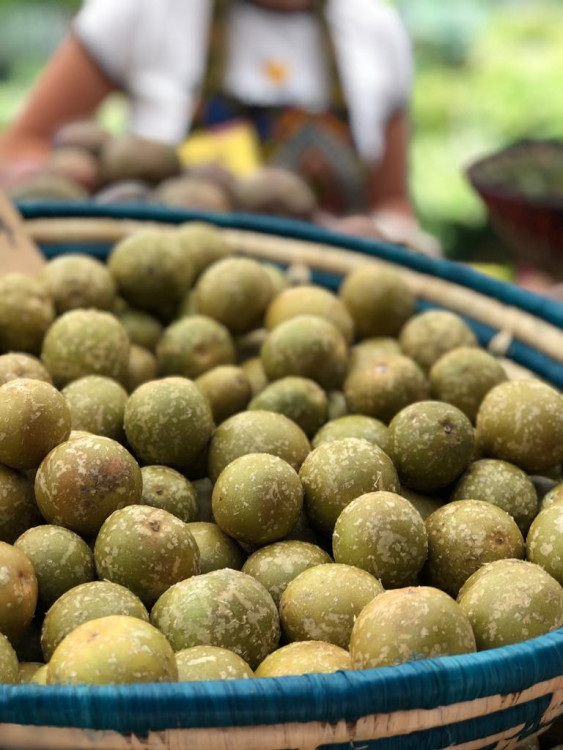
[[0, 0, 439, 254]]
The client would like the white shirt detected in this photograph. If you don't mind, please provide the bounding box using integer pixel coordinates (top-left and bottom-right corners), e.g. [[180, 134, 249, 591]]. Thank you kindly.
[[75, 0, 413, 162]]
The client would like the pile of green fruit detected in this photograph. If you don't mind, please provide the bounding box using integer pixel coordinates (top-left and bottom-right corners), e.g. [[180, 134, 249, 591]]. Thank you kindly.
[[8, 121, 318, 221], [0, 221, 562, 692]]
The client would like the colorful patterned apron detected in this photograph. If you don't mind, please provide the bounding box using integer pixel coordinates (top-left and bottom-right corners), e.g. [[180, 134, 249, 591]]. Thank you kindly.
[[190, 0, 369, 215]]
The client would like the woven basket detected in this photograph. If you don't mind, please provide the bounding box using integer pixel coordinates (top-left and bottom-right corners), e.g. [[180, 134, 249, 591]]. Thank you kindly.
[[466, 139, 563, 279], [2, 202, 563, 750]]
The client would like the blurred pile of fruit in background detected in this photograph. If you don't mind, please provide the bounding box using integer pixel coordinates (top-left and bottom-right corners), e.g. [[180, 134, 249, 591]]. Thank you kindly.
[[1, 0, 562, 277]]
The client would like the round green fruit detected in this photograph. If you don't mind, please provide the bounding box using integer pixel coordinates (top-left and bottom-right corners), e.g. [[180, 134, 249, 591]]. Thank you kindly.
[[333, 491, 428, 588], [350, 586, 476, 669], [242, 540, 332, 607], [388, 401, 475, 492], [0, 378, 71, 470], [15, 525, 95, 611], [424, 500, 525, 597], [94, 505, 200, 607], [208, 410, 310, 483], [176, 645, 253, 681], [476, 380, 563, 473], [212, 453, 303, 545], [255, 641, 351, 677], [41, 309, 130, 388], [299, 438, 399, 537], [124, 377, 214, 469], [47, 615, 178, 685], [41, 580, 149, 662], [457, 559, 563, 650], [279, 563, 383, 649], [35, 435, 142, 536], [151, 569, 280, 670]]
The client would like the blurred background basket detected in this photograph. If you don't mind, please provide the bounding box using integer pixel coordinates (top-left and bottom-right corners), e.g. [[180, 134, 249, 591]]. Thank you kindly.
[[1, 202, 563, 750], [467, 139, 563, 279]]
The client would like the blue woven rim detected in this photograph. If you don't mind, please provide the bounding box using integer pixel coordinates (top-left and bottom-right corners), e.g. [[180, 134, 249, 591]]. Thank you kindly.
[[8, 202, 563, 741], [21, 201, 563, 388], [2, 630, 562, 733]]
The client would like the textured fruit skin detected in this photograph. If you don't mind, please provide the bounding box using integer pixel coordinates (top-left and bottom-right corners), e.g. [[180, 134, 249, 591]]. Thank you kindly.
[[196, 365, 251, 424], [526, 505, 563, 585], [339, 265, 416, 339], [116, 309, 163, 353], [0, 464, 41, 544], [0, 379, 71, 470], [41, 309, 130, 388], [398, 487, 443, 521], [0, 274, 55, 356], [343, 354, 429, 424], [476, 380, 563, 473], [175, 222, 231, 279], [542, 483, 563, 511], [450, 458, 539, 535], [187, 522, 246, 574], [208, 410, 310, 483], [29, 664, 48, 684], [15, 525, 95, 611], [108, 230, 193, 316], [457, 559, 563, 650], [140, 465, 198, 523], [326, 390, 348, 421], [212, 453, 303, 545], [261, 315, 348, 391], [299, 437, 399, 537], [62, 375, 128, 442], [195, 257, 274, 335], [18, 661, 44, 684], [156, 316, 236, 379], [47, 615, 178, 685], [124, 377, 214, 469], [255, 640, 351, 677], [0, 542, 38, 643], [40, 580, 149, 662], [388, 401, 475, 492], [94, 505, 200, 607], [40, 254, 117, 314], [35, 435, 142, 536], [0, 632, 19, 684], [333, 491, 428, 588], [423, 500, 525, 597], [348, 338, 402, 371], [399, 310, 478, 372], [350, 586, 476, 669], [249, 376, 328, 437], [125, 344, 158, 393], [0, 353, 52, 386], [279, 563, 383, 649], [312, 414, 390, 455], [429, 347, 507, 423], [151, 569, 280, 670], [242, 540, 332, 607], [175, 645, 253, 682], [265, 285, 355, 345]]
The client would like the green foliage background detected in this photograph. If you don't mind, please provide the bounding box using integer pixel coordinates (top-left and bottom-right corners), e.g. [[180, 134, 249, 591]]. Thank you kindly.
[[0, 0, 562, 259]]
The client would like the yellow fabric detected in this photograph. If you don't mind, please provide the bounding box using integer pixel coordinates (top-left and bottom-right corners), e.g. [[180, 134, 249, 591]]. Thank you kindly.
[[178, 120, 262, 176]]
